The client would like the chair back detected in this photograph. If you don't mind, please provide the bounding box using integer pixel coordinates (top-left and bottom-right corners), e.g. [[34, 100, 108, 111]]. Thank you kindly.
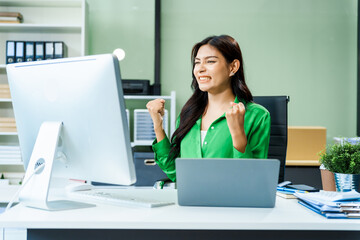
[[253, 96, 290, 183]]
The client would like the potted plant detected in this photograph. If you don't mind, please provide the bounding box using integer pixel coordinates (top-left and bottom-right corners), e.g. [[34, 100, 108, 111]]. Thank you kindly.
[[319, 141, 360, 192]]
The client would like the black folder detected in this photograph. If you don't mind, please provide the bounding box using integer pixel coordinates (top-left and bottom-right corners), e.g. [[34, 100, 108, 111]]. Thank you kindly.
[[25, 42, 35, 62], [15, 41, 25, 63], [6, 41, 15, 64]]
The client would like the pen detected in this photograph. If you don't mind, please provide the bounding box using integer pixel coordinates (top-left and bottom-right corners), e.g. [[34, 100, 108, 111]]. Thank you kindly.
[[277, 187, 308, 194]]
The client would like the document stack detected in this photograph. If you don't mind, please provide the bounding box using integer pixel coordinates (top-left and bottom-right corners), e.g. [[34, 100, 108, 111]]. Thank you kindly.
[[276, 186, 298, 199], [0, 84, 11, 99], [0, 145, 21, 164], [0, 12, 23, 23], [276, 182, 318, 199], [294, 190, 360, 219], [0, 118, 16, 132]]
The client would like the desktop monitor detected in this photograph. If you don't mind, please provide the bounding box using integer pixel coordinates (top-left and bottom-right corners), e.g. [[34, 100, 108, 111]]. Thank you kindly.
[[6, 54, 136, 210]]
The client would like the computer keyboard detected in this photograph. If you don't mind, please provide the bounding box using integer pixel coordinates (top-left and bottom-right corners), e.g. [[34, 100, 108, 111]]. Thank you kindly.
[[67, 189, 175, 208]]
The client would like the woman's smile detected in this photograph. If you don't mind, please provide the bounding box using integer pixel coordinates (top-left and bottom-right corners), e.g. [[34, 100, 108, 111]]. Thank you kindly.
[[198, 75, 212, 83]]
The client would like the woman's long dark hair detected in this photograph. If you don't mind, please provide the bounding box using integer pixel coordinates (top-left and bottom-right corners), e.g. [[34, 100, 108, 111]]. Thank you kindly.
[[168, 35, 253, 160]]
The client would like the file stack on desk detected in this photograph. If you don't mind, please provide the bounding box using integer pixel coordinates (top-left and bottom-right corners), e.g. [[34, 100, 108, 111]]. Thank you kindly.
[[276, 186, 301, 199], [294, 190, 360, 219]]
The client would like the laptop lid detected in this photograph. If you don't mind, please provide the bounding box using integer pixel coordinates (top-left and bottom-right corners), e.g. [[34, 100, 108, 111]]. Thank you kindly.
[[176, 158, 280, 208]]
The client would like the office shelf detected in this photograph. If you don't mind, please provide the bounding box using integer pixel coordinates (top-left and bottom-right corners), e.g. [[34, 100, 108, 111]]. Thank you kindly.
[[0, 0, 87, 173], [125, 91, 176, 147], [0, 132, 17, 136], [0, 23, 82, 31], [0, 161, 22, 165], [0, 184, 21, 203], [125, 95, 174, 100], [0, 0, 83, 8]]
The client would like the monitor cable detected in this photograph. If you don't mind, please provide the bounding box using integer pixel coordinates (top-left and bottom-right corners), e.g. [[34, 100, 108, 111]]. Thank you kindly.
[[5, 163, 46, 212]]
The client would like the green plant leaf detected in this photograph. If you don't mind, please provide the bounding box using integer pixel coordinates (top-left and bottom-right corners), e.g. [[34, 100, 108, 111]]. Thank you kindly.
[[319, 141, 360, 174]]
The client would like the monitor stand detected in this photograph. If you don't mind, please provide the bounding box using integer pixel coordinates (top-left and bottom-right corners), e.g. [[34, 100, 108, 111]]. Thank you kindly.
[[18, 121, 95, 211]]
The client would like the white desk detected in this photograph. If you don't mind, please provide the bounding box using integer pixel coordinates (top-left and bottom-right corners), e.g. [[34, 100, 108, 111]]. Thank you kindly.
[[1, 188, 360, 240]]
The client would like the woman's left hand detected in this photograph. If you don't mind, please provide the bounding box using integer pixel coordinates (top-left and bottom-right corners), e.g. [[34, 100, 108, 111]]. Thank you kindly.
[[225, 102, 247, 153]]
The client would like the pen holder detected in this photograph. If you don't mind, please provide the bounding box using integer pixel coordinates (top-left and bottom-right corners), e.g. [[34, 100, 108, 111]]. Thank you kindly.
[[334, 173, 360, 192], [320, 168, 336, 191]]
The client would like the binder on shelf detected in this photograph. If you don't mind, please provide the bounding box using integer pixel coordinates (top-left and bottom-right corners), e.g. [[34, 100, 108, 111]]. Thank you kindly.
[[6, 41, 15, 64], [35, 42, 45, 61], [54, 41, 65, 59], [45, 42, 54, 60], [15, 41, 25, 63], [25, 42, 35, 62]]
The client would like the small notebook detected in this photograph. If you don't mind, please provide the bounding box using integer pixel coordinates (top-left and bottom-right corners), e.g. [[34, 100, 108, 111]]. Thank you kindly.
[[276, 191, 297, 199]]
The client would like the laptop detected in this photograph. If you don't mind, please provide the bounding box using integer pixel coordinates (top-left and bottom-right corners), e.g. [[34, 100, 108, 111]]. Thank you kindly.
[[175, 158, 280, 208]]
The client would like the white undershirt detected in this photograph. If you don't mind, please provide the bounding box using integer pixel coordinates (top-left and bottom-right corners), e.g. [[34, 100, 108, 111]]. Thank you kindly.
[[201, 130, 207, 147]]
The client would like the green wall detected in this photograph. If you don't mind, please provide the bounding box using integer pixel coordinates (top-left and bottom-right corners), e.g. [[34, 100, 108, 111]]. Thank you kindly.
[[87, 0, 155, 83], [87, 0, 357, 142]]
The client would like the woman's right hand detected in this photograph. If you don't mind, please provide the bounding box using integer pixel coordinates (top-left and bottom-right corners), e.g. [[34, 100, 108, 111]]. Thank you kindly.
[[146, 98, 165, 133]]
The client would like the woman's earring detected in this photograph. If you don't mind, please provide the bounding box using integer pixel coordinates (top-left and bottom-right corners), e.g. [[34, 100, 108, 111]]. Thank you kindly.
[[230, 72, 234, 76]]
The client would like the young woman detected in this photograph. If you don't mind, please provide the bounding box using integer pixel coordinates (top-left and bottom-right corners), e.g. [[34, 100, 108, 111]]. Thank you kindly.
[[146, 35, 270, 182]]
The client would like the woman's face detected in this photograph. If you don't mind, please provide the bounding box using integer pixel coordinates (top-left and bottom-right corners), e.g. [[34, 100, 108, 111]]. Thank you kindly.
[[193, 44, 233, 94]]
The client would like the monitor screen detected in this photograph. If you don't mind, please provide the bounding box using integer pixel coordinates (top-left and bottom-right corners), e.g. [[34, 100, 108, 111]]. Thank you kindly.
[[6, 54, 136, 188]]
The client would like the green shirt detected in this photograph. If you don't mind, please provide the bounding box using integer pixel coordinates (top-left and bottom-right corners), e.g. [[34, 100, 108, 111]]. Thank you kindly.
[[152, 98, 271, 182]]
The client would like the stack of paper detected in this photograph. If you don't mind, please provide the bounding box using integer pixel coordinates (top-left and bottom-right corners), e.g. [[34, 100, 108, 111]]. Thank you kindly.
[[0, 12, 23, 23], [0, 145, 21, 163], [0, 118, 17, 132], [0, 84, 11, 99], [276, 186, 299, 199], [294, 190, 360, 219]]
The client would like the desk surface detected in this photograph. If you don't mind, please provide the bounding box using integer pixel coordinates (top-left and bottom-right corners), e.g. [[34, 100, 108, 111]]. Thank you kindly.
[[1, 188, 360, 231]]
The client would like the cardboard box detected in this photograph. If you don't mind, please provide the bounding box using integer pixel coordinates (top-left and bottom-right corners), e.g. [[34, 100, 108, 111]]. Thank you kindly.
[[286, 126, 326, 166]]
